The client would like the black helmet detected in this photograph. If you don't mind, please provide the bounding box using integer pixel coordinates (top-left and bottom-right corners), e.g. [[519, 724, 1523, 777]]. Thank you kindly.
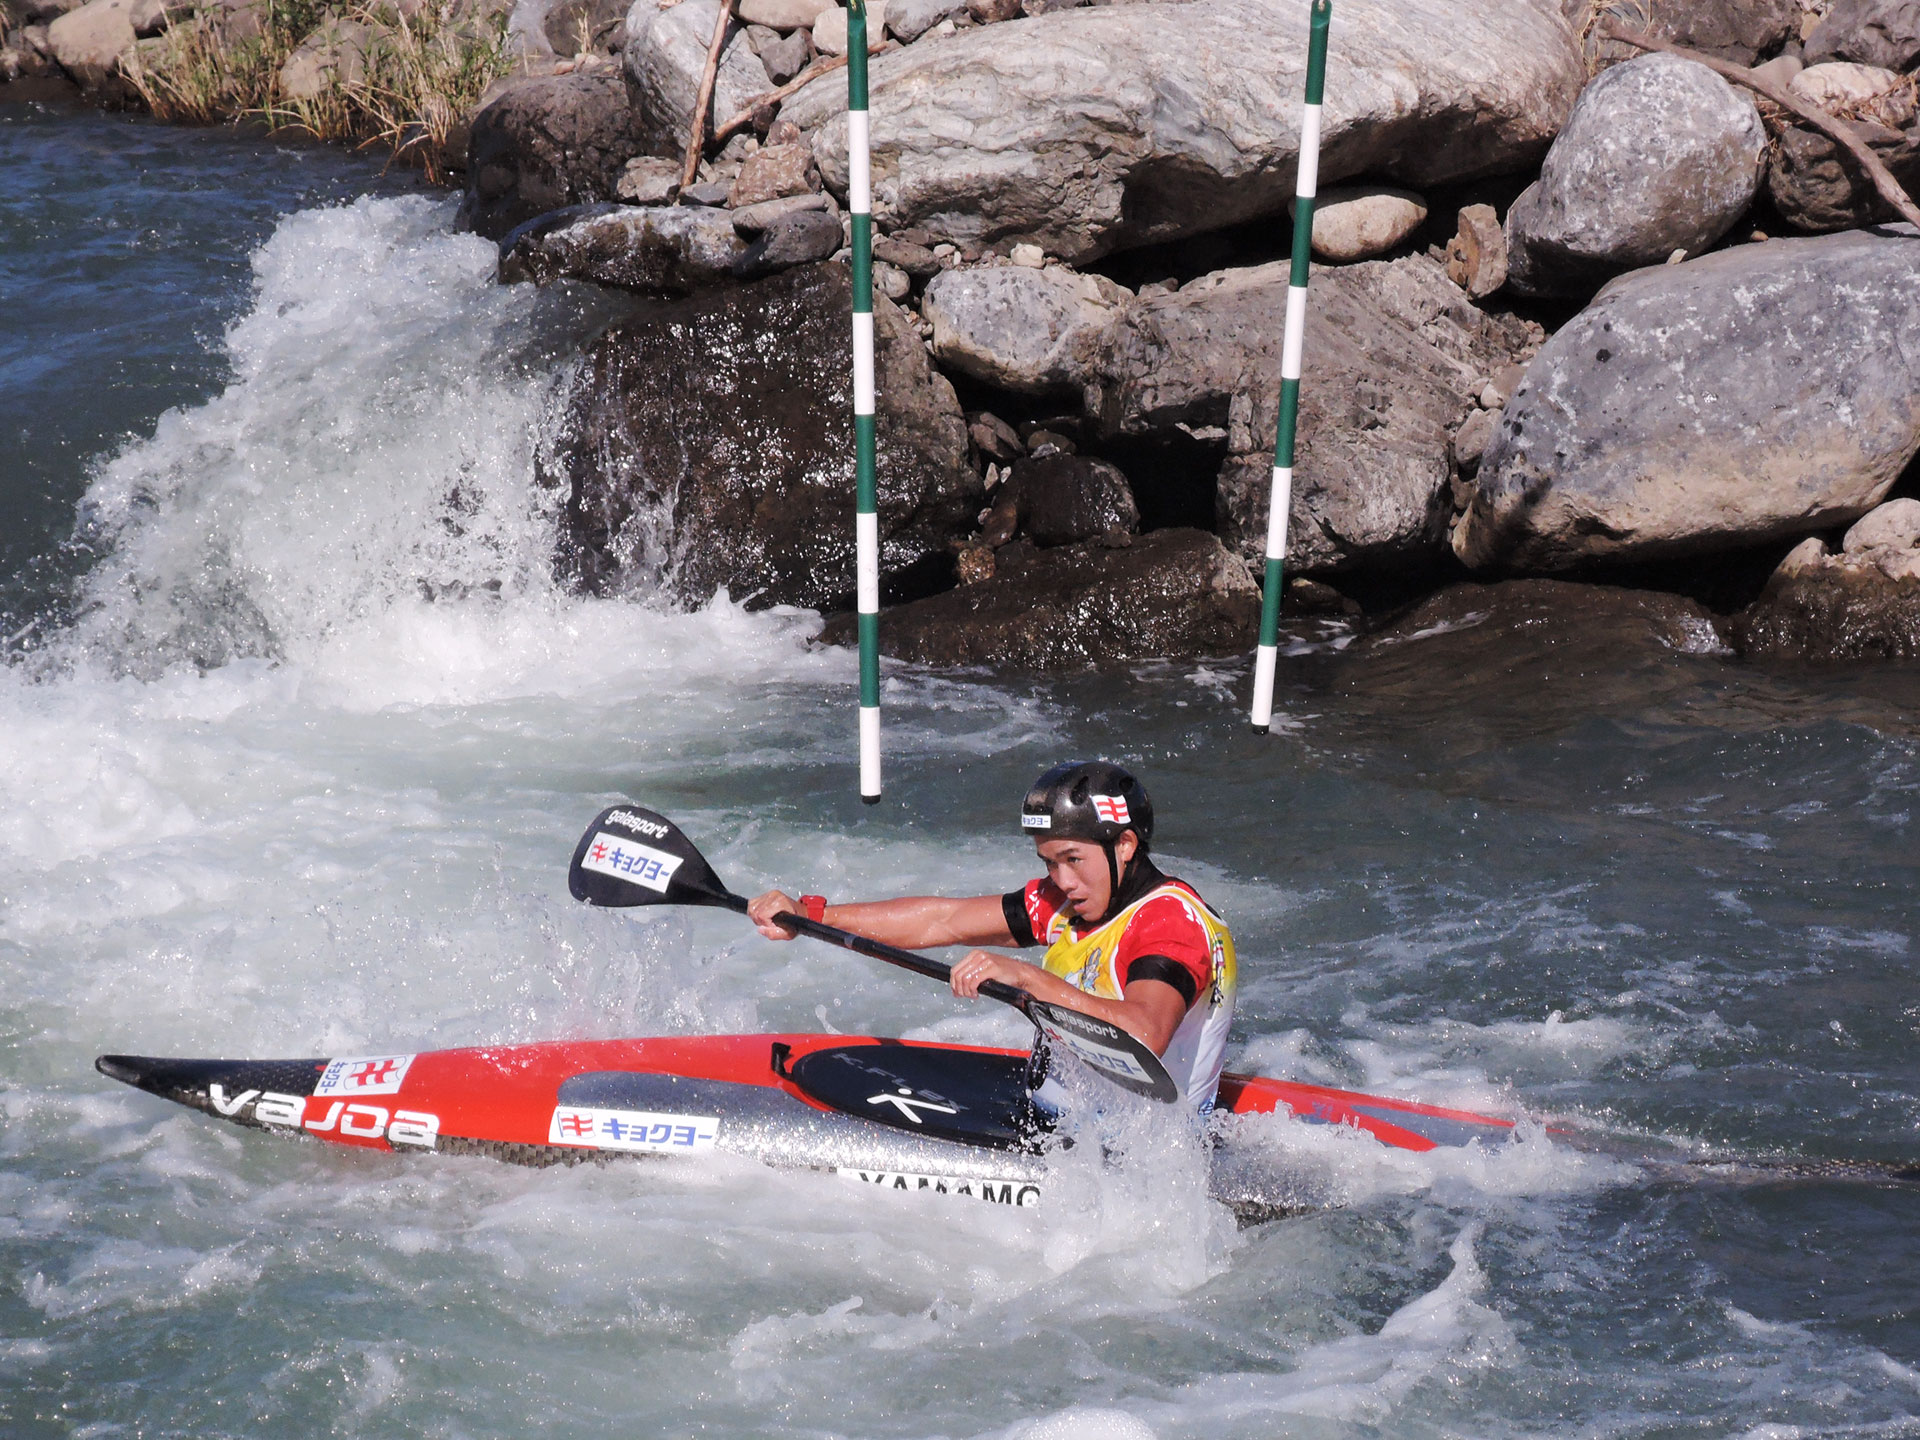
[[1019, 761, 1154, 849]]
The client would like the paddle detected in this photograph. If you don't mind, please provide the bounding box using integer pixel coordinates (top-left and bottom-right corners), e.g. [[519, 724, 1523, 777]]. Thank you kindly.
[[567, 803, 1181, 1104]]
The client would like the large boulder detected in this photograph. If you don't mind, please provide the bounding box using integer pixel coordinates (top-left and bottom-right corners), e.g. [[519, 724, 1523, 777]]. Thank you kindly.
[[497, 203, 748, 291], [778, 0, 1584, 263], [623, 0, 770, 158], [46, 0, 136, 90], [549, 262, 979, 610], [818, 529, 1259, 666], [1504, 53, 1765, 298], [1453, 228, 1920, 572], [921, 264, 1130, 394], [1085, 254, 1535, 574], [1805, 0, 1920, 72], [458, 71, 644, 240]]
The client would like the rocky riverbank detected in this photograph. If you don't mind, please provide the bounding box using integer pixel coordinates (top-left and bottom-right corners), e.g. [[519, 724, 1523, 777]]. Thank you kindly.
[[8, 0, 1920, 665]]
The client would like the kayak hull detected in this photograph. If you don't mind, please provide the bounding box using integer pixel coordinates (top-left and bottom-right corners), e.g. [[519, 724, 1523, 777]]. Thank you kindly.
[[97, 1034, 1518, 1217]]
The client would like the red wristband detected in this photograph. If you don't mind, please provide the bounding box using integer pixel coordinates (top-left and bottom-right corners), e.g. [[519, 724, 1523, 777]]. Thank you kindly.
[[800, 895, 826, 923]]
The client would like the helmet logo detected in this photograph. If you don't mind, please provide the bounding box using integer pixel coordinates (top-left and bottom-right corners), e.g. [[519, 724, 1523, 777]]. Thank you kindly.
[[1091, 795, 1130, 825], [1021, 813, 1052, 829]]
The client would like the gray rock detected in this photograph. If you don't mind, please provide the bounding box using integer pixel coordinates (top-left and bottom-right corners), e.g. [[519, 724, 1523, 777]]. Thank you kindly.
[[732, 206, 844, 276], [737, 0, 832, 28], [549, 262, 978, 611], [779, 0, 1584, 263], [1086, 254, 1532, 575], [1296, 186, 1428, 263], [1454, 228, 1920, 572], [1845, 497, 1920, 555], [458, 71, 644, 239], [46, 0, 136, 90], [278, 18, 377, 102], [731, 190, 830, 233], [813, 0, 885, 53], [754, 26, 810, 83], [1805, 0, 1920, 71], [623, 0, 771, 158], [1768, 122, 1920, 233], [1504, 53, 1765, 298], [1580, 0, 1797, 68], [921, 264, 1130, 394], [616, 154, 682, 203], [499, 203, 748, 292], [818, 529, 1259, 666], [886, 0, 961, 41]]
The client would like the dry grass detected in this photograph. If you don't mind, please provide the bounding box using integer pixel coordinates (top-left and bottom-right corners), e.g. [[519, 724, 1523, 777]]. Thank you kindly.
[[126, 0, 513, 182]]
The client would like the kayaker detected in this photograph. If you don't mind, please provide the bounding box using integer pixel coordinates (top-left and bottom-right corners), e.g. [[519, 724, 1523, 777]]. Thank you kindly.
[[747, 761, 1238, 1109]]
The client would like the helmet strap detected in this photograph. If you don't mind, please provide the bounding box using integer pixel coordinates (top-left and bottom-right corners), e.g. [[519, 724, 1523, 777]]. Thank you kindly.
[[1099, 840, 1120, 924]]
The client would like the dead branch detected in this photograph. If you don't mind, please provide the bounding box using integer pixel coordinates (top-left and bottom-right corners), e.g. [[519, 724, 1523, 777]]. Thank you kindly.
[[1603, 23, 1920, 232], [711, 39, 895, 145], [679, 0, 736, 199]]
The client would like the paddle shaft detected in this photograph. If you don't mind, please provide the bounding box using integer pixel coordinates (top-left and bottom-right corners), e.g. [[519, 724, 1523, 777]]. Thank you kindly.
[[710, 892, 1029, 1009]]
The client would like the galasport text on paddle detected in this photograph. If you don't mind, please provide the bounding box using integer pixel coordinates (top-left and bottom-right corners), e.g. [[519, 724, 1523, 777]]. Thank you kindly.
[[567, 804, 1181, 1104]]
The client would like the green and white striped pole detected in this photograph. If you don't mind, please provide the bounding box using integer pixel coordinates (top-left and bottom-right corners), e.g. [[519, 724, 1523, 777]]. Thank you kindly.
[[1250, 0, 1330, 734], [848, 0, 881, 802]]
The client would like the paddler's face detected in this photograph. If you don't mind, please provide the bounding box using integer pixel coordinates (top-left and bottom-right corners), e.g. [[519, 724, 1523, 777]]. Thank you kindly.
[[1035, 832, 1138, 920]]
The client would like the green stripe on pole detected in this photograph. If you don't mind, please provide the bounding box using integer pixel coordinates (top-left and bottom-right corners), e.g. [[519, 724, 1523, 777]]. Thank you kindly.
[[854, 411, 878, 708]]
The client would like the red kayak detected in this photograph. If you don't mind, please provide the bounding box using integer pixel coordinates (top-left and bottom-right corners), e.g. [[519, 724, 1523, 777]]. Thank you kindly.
[[97, 1032, 1518, 1217]]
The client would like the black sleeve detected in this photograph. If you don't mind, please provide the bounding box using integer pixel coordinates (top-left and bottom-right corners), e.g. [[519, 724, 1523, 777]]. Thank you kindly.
[[1124, 954, 1198, 1007], [1002, 890, 1038, 948]]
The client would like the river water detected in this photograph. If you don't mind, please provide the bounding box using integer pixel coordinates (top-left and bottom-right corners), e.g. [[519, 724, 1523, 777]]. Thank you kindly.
[[4, 100, 1920, 1439]]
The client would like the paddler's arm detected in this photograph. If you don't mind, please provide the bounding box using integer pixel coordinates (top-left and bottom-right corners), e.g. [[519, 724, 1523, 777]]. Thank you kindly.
[[745, 890, 1015, 949], [949, 950, 1188, 1056]]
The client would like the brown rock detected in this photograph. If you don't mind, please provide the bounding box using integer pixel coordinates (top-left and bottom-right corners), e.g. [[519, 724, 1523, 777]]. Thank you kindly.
[[964, 0, 1020, 21], [999, 452, 1138, 546], [872, 234, 938, 278], [819, 529, 1259, 666], [967, 411, 1023, 462], [727, 142, 819, 207], [1445, 202, 1507, 297], [1730, 563, 1920, 661]]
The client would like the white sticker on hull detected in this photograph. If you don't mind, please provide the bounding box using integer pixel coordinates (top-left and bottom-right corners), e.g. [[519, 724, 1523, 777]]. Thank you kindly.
[[548, 1106, 719, 1153], [839, 1170, 1041, 1207], [314, 1054, 415, 1097]]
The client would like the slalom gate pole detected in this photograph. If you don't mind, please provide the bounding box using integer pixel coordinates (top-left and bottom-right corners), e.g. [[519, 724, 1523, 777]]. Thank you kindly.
[[848, 0, 881, 802], [1250, 0, 1330, 734]]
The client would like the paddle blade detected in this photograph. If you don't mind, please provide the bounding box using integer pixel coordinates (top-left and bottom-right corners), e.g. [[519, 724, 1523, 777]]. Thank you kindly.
[[1026, 999, 1180, 1105], [568, 804, 735, 909]]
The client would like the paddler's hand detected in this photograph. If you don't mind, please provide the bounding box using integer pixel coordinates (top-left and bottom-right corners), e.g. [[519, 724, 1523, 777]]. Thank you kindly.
[[747, 889, 802, 940], [951, 950, 1034, 998]]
